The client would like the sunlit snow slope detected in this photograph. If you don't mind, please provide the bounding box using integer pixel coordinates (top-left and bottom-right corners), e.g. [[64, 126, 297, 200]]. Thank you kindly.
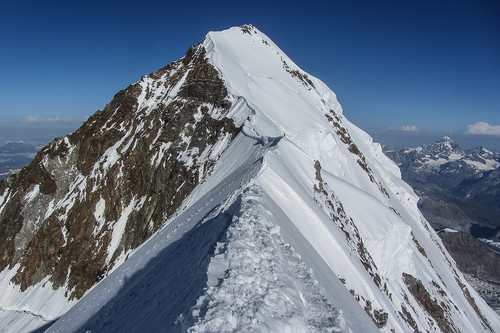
[[198, 25, 499, 332], [12, 25, 500, 332]]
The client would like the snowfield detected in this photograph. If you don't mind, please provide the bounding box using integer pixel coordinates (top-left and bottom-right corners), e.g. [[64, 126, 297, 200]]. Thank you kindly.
[[2, 25, 500, 332]]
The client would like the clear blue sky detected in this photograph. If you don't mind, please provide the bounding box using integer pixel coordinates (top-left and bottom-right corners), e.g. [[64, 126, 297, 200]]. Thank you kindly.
[[1, 0, 499, 147]]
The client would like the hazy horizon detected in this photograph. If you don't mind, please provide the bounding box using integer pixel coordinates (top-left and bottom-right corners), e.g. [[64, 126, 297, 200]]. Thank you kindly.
[[0, 120, 498, 153]]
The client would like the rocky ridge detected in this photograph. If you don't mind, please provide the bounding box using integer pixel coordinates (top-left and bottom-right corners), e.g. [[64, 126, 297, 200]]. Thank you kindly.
[[0, 42, 239, 300]]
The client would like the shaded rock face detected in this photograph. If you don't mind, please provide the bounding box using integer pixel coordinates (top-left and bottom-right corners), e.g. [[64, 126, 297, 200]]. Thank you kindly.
[[439, 232, 500, 284], [439, 231, 500, 314], [454, 169, 500, 213], [0, 44, 239, 299]]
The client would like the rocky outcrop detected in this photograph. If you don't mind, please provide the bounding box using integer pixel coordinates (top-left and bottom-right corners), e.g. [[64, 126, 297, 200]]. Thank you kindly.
[[0, 44, 240, 299], [403, 273, 454, 333]]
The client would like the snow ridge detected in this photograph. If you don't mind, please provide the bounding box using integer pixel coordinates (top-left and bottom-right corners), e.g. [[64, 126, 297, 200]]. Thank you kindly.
[[189, 185, 344, 332]]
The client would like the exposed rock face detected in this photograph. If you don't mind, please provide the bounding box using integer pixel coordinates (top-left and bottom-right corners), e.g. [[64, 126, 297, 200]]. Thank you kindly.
[[0, 44, 239, 299], [403, 273, 455, 333], [455, 169, 500, 213], [464, 274, 500, 315], [438, 231, 500, 313]]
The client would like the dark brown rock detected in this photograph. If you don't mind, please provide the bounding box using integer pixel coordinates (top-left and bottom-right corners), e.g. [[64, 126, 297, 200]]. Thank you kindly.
[[403, 273, 455, 333], [0, 43, 240, 299]]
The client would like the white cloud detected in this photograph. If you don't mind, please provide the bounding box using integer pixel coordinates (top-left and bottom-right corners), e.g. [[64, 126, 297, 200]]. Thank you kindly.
[[23, 115, 44, 122], [22, 115, 86, 123], [400, 125, 419, 132], [465, 122, 500, 136]]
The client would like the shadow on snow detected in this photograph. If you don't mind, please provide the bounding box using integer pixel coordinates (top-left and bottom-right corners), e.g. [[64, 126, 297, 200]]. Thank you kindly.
[[71, 202, 238, 333]]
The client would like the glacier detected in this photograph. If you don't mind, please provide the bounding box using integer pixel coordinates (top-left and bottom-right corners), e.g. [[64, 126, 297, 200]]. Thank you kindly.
[[1, 25, 500, 332]]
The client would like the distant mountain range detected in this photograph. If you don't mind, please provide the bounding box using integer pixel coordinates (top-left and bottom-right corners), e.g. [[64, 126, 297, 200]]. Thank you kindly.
[[383, 137, 500, 314], [0, 141, 43, 180], [383, 136, 500, 239]]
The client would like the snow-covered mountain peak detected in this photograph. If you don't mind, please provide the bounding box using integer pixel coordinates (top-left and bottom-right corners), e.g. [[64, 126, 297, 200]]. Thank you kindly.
[[204, 25, 343, 139], [423, 136, 462, 159], [387, 136, 500, 177], [203, 25, 395, 204], [439, 136, 453, 143], [1, 25, 499, 332]]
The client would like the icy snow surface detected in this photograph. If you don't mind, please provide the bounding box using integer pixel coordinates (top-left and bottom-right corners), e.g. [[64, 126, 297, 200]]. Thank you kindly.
[[0, 264, 77, 333], [200, 25, 499, 332], [189, 185, 344, 333]]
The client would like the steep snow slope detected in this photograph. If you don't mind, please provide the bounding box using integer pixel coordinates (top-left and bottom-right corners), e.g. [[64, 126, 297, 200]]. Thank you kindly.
[[6, 25, 500, 332], [48, 133, 377, 332], [201, 25, 500, 331]]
